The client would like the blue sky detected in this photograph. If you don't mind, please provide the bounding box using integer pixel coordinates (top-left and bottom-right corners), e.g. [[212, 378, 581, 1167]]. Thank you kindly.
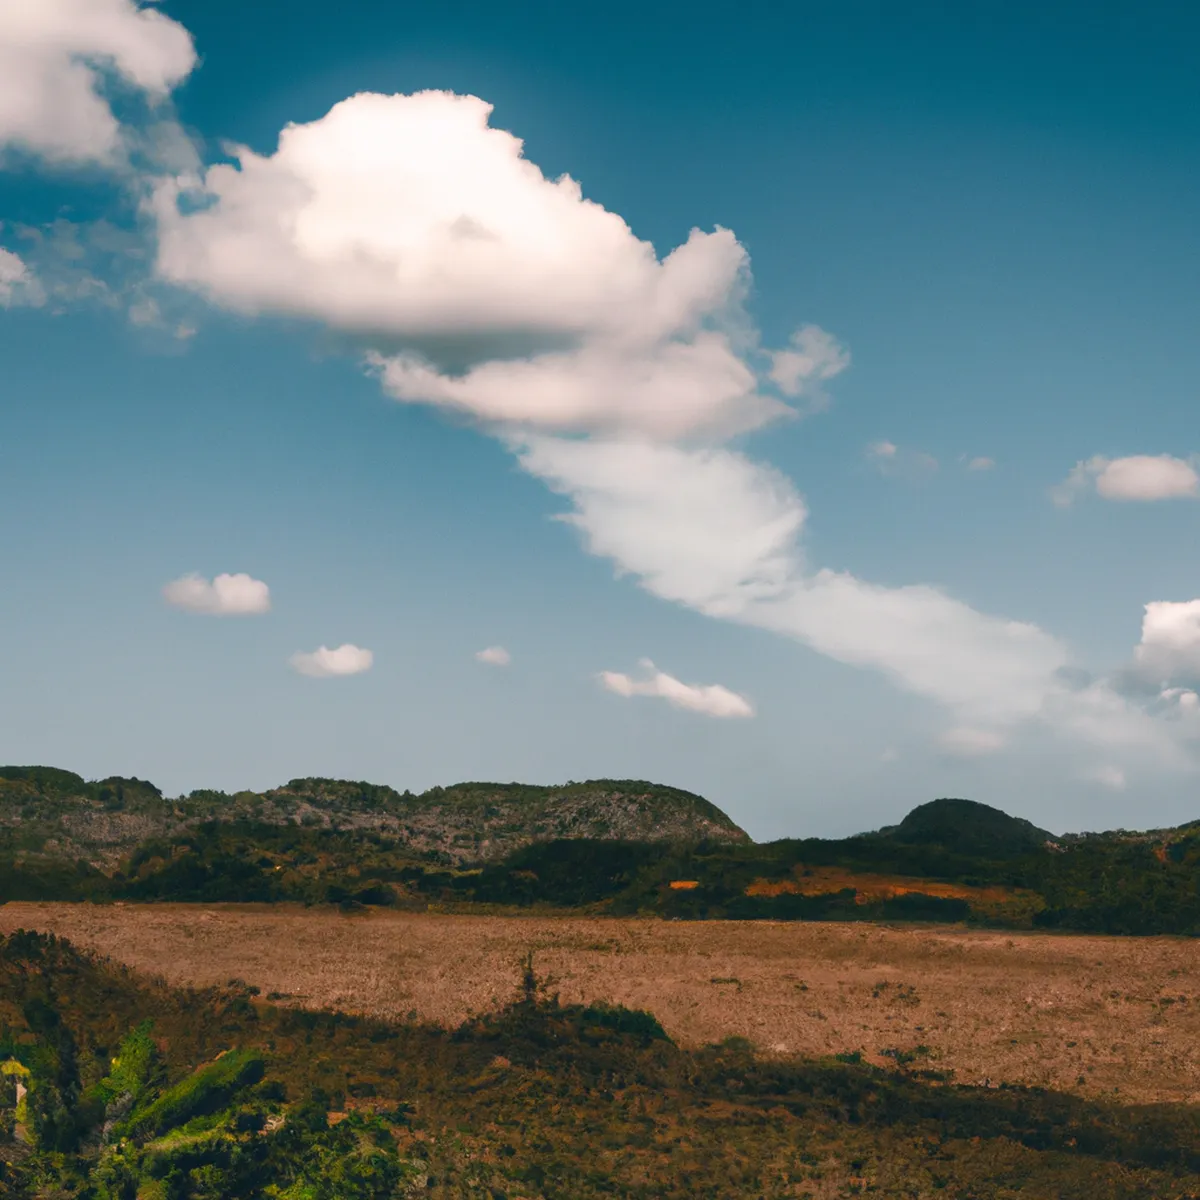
[[2, 0, 1200, 838]]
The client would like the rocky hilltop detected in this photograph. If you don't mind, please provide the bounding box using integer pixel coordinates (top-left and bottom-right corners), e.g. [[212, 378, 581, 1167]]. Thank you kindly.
[[0, 766, 749, 868]]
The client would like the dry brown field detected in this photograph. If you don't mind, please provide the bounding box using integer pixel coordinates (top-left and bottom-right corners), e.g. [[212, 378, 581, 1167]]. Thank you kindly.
[[4, 901, 1199, 1106]]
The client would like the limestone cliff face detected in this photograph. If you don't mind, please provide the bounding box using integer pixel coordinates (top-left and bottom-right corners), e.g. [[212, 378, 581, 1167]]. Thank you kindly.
[[0, 767, 749, 868], [261, 778, 750, 863]]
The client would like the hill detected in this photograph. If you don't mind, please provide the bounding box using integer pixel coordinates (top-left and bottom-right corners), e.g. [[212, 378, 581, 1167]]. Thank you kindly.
[[0, 766, 748, 870], [879, 797, 1053, 857]]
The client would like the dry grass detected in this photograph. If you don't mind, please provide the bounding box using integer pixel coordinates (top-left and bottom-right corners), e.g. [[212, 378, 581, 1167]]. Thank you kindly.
[[745, 865, 1026, 904], [744, 865, 1044, 922], [3, 901, 1199, 1106]]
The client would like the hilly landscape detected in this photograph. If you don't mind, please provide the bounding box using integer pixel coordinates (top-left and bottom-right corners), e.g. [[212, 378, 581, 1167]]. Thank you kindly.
[[7, 768, 1200, 1197], [4, 765, 1200, 936]]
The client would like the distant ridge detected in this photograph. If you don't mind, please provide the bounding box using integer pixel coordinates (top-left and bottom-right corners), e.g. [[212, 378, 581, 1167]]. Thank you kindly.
[[0, 766, 749, 866], [7, 765, 1200, 935]]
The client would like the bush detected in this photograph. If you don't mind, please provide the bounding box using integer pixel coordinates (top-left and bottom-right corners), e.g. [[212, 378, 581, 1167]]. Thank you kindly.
[[120, 1049, 265, 1141]]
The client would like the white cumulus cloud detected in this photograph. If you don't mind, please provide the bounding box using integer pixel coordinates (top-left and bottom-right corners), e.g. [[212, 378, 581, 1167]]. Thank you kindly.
[[289, 644, 374, 677], [476, 645, 511, 666], [0, 0, 195, 165], [599, 659, 754, 719], [1052, 454, 1199, 506], [151, 89, 838, 441], [162, 572, 271, 616]]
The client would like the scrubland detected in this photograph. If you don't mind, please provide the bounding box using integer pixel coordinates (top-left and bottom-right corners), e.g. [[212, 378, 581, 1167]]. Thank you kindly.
[[4, 902, 1198, 1106]]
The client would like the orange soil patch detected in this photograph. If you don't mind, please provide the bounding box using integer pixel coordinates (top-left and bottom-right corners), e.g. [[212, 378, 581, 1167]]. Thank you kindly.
[[745, 865, 1031, 906], [3, 901, 1199, 1106]]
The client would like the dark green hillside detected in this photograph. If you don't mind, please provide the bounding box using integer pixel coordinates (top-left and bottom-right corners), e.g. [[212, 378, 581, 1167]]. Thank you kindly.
[[4, 930, 1200, 1198], [882, 797, 1053, 857]]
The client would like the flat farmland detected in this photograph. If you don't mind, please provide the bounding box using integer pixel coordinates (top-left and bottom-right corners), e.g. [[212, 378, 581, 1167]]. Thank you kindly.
[[3, 901, 1199, 1105]]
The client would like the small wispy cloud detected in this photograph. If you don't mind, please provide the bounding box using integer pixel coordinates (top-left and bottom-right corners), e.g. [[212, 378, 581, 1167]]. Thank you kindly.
[[767, 325, 850, 413], [937, 727, 1005, 757], [1052, 454, 1199, 506], [1085, 764, 1127, 790], [289, 644, 374, 677], [867, 441, 938, 478], [598, 659, 754, 719], [475, 645, 511, 666], [0, 246, 43, 308], [964, 455, 995, 472], [163, 572, 270, 615]]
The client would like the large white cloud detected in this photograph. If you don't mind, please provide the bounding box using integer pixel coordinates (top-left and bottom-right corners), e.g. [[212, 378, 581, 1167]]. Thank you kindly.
[[151, 90, 837, 440], [157, 91, 685, 337], [0, 0, 195, 165], [599, 660, 754, 719], [1052, 454, 1199, 505], [162, 572, 271, 616], [289, 644, 374, 677]]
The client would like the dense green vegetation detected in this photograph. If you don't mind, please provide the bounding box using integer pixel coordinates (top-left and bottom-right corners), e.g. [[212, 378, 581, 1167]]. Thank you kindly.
[[4, 930, 1200, 1198], [7, 766, 1200, 936]]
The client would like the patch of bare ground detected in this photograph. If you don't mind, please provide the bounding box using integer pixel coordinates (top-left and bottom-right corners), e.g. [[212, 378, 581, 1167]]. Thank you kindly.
[[3, 902, 1199, 1105]]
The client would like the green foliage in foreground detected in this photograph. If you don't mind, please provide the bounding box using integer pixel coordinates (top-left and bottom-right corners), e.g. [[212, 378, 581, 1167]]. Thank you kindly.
[[4, 932, 1200, 1198]]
